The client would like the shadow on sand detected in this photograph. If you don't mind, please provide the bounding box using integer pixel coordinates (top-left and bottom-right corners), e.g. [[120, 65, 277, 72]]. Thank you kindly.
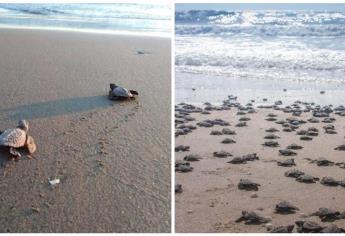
[[0, 95, 117, 121]]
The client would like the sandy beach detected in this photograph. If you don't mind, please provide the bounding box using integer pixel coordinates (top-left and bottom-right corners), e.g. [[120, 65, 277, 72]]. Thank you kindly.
[[175, 97, 345, 233], [0, 28, 170, 233]]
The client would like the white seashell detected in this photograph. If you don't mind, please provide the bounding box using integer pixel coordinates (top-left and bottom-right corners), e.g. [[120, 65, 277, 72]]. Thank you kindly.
[[49, 179, 60, 185]]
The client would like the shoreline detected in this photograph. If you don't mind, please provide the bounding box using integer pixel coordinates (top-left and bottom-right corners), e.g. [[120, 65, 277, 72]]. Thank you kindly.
[[0, 24, 171, 38], [175, 72, 345, 106]]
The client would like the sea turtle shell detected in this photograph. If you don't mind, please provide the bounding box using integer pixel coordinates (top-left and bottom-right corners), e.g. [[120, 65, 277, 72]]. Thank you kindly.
[[235, 211, 270, 224], [110, 86, 133, 98], [0, 128, 26, 148], [238, 179, 260, 191], [275, 201, 299, 213]]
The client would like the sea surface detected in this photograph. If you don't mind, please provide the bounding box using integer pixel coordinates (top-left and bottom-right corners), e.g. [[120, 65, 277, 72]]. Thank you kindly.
[[175, 9, 345, 105], [0, 3, 171, 37]]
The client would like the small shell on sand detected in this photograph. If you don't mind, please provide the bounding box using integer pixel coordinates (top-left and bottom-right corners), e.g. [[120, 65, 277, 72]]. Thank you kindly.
[[49, 179, 60, 185]]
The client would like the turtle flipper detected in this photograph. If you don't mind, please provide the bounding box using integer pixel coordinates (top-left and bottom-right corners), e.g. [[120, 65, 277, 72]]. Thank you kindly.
[[110, 83, 117, 90], [130, 90, 139, 95], [9, 147, 21, 158]]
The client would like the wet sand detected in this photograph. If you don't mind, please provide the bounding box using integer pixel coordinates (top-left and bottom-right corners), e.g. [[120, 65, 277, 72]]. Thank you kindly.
[[175, 98, 345, 233], [0, 29, 170, 233]]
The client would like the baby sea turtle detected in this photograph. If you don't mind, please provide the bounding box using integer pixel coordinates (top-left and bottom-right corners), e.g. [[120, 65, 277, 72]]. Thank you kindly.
[[308, 127, 319, 132], [183, 154, 201, 162], [321, 224, 345, 233], [286, 144, 303, 150], [239, 117, 250, 121], [296, 174, 319, 183], [210, 130, 222, 135], [275, 201, 299, 214], [265, 128, 279, 133], [312, 157, 334, 166], [300, 136, 313, 141], [269, 225, 294, 233], [266, 117, 277, 121], [0, 120, 36, 158], [310, 208, 340, 222], [108, 83, 138, 100], [296, 130, 307, 135], [277, 159, 296, 167], [235, 211, 270, 224], [335, 145, 345, 151], [235, 122, 247, 127], [262, 141, 279, 147], [295, 220, 324, 233], [175, 145, 190, 152], [283, 127, 293, 132], [242, 153, 259, 161], [228, 157, 247, 164], [238, 179, 260, 191], [308, 118, 320, 123], [213, 151, 232, 158], [320, 177, 339, 187], [267, 113, 277, 117], [222, 128, 236, 135], [279, 149, 297, 156], [221, 138, 236, 144], [284, 169, 305, 178], [175, 161, 193, 173], [325, 129, 337, 134], [264, 134, 280, 140], [175, 184, 183, 193]]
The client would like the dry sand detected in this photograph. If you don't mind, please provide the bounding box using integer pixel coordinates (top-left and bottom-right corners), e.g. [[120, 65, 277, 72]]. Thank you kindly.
[[175, 100, 345, 233], [0, 29, 170, 233]]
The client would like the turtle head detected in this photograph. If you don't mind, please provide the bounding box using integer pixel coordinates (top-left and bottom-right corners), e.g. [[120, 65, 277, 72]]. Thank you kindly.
[[17, 120, 29, 132], [110, 83, 118, 90]]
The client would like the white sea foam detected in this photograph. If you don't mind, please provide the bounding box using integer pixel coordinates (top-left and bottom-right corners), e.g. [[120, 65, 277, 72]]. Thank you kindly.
[[175, 10, 345, 84]]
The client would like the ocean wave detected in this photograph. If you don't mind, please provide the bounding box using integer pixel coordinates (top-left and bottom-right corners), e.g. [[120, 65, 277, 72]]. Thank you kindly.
[[175, 10, 345, 37], [0, 4, 171, 36]]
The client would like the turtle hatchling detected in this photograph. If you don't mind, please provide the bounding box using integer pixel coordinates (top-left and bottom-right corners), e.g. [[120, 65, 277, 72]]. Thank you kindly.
[[213, 151, 232, 158], [320, 177, 339, 187], [321, 224, 345, 233], [296, 174, 319, 183], [310, 208, 340, 222], [286, 144, 303, 150], [315, 158, 334, 166], [108, 83, 138, 100], [175, 161, 193, 173], [264, 134, 280, 140], [228, 157, 246, 164], [295, 220, 324, 233], [300, 136, 313, 141], [335, 145, 345, 151], [222, 128, 236, 135], [279, 149, 297, 156], [238, 179, 260, 191], [275, 201, 299, 214], [266, 128, 279, 133], [183, 154, 201, 162], [0, 120, 36, 158], [277, 159, 296, 167], [175, 184, 183, 193], [262, 141, 279, 147], [221, 138, 236, 144], [175, 145, 190, 152], [235, 211, 270, 224], [284, 169, 305, 178]]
